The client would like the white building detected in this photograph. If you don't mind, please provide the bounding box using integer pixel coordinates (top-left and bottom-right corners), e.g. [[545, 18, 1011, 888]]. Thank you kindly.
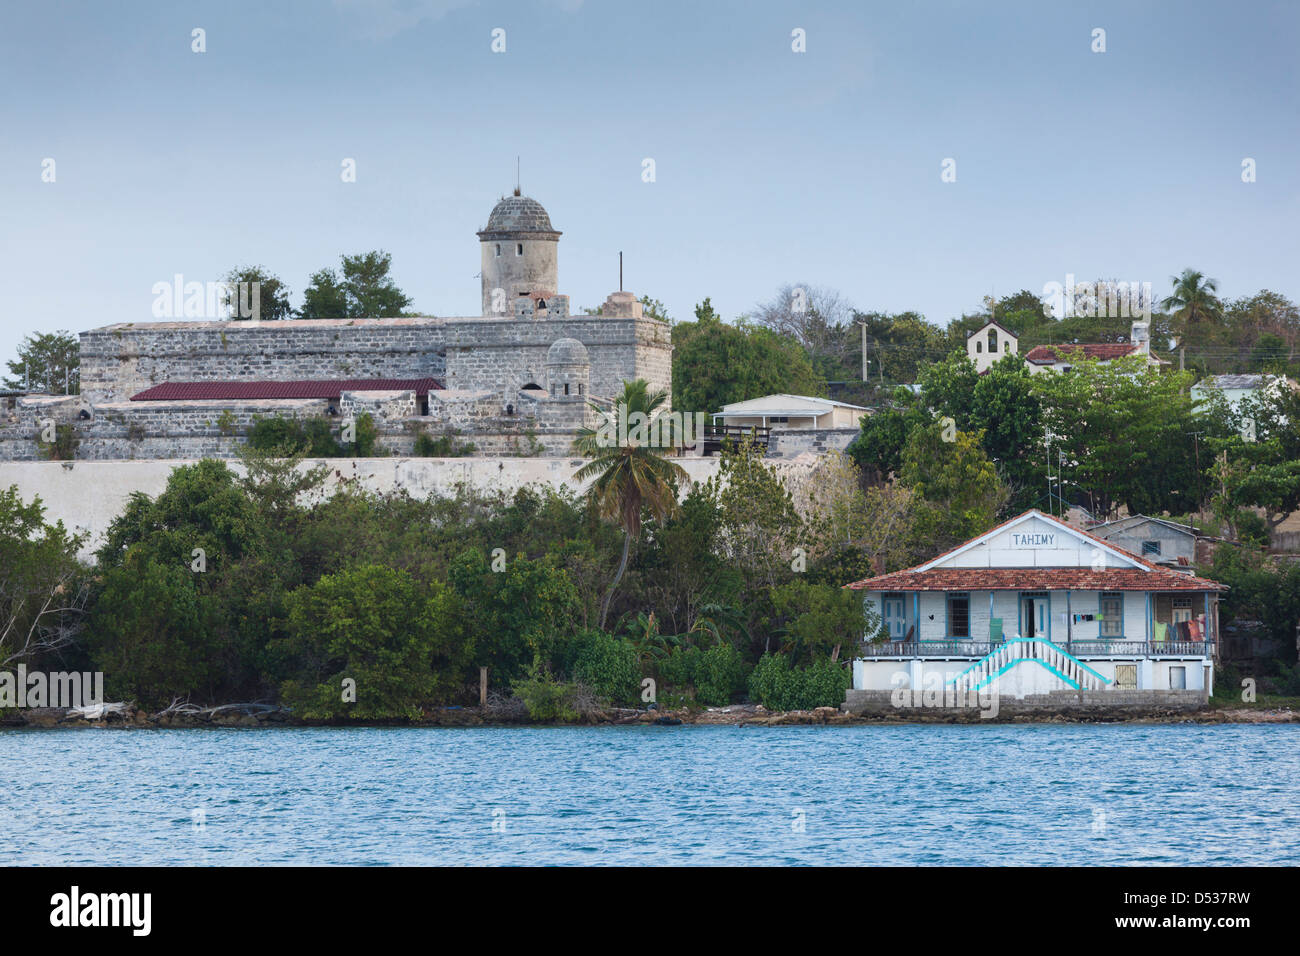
[[710, 394, 869, 430], [1191, 373, 1299, 415], [966, 320, 1018, 374], [845, 510, 1224, 701]]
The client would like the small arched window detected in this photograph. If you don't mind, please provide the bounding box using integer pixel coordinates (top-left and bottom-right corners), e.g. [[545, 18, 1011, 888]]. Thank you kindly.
[[537, 299, 547, 309], [1004, 339, 1011, 352], [516, 243, 523, 255], [564, 383, 570, 395], [495, 243, 501, 257], [975, 341, 982, 353], [988, 328, 998, 352]]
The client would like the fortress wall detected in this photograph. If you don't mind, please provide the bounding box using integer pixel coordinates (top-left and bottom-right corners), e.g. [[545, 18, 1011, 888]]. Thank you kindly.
[[79, 318, 450, 404], [443, 316, 672, 401], [0, 456, 726, 561]]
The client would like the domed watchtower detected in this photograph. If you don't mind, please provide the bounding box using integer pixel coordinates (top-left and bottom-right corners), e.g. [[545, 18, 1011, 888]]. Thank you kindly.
[[545, 337, 590, 400], [478, 190, 561, 316]]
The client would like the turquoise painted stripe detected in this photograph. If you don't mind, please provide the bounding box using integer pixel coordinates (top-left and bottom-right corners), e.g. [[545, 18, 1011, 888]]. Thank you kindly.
[[967, 657, 1083, 692], [950, 637, 1111, 685]]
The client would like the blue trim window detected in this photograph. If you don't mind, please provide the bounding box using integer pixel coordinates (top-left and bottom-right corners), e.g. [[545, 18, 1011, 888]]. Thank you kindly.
[[1099, 592, 1124, 637], [946, 592, 970, 638]]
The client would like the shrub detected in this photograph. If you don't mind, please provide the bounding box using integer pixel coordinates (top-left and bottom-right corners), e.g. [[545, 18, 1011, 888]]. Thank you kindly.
[[511, 666, 578, 721], [694, 643, 747, 705], [747, 653, 850, 711], [660, 643, 747, 706], [274, 565, 467, 719], [569, 629, 640, 705]]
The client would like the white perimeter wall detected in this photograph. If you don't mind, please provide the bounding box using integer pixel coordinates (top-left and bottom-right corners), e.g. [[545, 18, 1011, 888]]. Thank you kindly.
[[0, 457, 727, 561]]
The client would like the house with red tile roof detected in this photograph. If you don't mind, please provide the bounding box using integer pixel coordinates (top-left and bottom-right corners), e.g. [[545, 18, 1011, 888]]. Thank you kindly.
[[1024, 321, 1169, 375], [843, 510, 1224, 703]]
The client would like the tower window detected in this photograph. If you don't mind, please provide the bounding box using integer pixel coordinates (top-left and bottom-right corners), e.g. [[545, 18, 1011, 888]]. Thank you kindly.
[[564, 383, 570, 395], [988, 328, 998, 352], [516, 243, 523, 255], [495, 244, 501, 257]]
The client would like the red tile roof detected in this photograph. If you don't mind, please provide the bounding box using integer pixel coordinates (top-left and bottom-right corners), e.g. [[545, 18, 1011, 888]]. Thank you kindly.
[[844, 567, 1224, 592], [1024, 343, 1141, 363], [130, 379, 442, 401]]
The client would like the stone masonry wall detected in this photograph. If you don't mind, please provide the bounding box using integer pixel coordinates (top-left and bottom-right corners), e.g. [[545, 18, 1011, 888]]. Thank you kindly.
[[443, 315, 672, 406], [766, 427, 861, 459], [80, 317, 450, 405], [842, 688, 1207, 716]]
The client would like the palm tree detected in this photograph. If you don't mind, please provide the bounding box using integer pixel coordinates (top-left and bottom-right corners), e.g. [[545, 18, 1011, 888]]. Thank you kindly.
[[573, 379, 690, 630], [1161, 268, 1224, 329]]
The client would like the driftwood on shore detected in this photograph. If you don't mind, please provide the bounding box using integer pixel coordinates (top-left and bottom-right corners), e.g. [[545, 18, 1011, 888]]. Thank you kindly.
[[148, 698, 291, 723]]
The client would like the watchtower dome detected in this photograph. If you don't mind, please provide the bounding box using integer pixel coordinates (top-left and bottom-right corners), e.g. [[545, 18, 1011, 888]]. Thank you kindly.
[[478, 190, 561, 317], [545, 337, 590, 399]]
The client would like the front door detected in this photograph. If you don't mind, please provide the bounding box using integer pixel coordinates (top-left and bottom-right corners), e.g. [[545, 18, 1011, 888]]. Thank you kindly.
[[1022, 596, 1047, 638], [883, 595, 905, 641]]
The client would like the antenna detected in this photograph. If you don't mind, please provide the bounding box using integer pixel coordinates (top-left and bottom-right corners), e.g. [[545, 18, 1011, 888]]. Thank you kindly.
[[514, 157, 520, 197], [619, 251, 623, 292]]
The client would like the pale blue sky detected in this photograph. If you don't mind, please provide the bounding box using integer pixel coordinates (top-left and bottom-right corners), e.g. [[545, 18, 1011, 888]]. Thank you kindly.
[[1, 0, 1297, 365]]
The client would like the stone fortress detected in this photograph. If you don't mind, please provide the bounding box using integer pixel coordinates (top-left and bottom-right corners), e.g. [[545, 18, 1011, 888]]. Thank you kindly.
[[0, 191, 674, 461]]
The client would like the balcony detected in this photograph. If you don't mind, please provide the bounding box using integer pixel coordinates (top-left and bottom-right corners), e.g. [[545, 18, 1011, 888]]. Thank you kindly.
[[858, 639, 1214, 659]]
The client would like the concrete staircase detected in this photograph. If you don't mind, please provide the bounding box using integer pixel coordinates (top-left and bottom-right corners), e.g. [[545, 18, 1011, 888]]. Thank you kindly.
[[945, 637, 1111, 693]]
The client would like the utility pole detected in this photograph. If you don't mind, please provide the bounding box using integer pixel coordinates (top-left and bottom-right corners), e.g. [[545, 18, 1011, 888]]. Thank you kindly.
[[858, 321, 868, 382]]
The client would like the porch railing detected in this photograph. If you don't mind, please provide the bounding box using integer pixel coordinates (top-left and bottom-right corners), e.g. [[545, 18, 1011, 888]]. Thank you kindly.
[[859, 639, 1214, 659]]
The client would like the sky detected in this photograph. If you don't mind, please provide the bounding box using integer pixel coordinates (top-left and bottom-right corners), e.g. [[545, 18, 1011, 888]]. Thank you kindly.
[[1, 0, 1297, 365]]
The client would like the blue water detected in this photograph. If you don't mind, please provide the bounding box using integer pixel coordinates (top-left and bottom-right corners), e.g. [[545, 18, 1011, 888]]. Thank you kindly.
[[2, 724, 1297, 865]]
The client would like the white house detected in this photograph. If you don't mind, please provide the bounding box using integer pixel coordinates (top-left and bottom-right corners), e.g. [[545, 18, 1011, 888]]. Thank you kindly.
[[1024, 321, 1169, 375], [844, 510, 1224, 701], [966, 320, 1018, 374], [710, 394, 869, 430], [1191, 373, 1299, 415]]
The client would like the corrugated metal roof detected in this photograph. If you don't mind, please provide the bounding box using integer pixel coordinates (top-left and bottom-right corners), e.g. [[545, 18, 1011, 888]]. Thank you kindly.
[[130, 379, 443, 401]]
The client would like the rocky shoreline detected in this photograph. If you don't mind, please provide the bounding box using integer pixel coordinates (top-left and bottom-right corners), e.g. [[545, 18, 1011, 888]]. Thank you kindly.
[[3, 702, 1298, 729]]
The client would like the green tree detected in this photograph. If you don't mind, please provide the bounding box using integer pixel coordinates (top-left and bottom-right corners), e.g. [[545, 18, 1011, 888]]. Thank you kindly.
[[1161, 268, 1224, 332], [770, 579, 874, 664], [1032, 357, 1199, 518], [89, 554, 218, 707], [846, 391, 929, 484], [276, 565, 467, 719], [969, 353, 1043, 510], [671, 298, 823, 413], [221, 265, 293, 321], [574, 379, 690, 629], [299, 250, 413, 318], [899, 422, 1008, 547], [3, 331, 79, 393], [0, 486, 89, 669]]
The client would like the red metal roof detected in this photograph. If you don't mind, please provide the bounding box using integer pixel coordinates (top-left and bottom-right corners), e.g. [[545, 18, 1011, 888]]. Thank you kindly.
[[130, 379, 443, 401]]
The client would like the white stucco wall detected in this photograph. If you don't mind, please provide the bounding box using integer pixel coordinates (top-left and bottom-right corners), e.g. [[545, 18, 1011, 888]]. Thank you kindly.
[[0, 456, 726, 561]]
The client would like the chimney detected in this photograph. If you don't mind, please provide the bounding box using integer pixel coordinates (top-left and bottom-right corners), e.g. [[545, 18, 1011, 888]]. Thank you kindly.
[[1131, 320, 1150, 355]]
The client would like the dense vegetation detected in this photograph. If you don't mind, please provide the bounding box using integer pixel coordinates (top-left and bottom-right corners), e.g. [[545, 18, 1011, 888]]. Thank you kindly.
[[2, 434, 901, 718]]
